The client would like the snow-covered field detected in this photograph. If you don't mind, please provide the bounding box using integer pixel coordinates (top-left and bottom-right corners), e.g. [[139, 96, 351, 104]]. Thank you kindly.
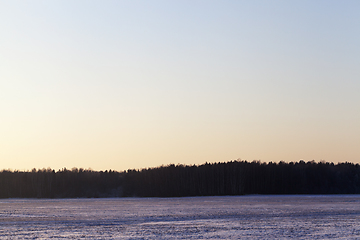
[[1, 195, 360, 239]]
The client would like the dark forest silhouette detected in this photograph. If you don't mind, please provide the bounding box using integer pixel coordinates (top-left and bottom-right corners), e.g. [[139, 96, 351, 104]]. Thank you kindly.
[[1, 160, 360, 198]]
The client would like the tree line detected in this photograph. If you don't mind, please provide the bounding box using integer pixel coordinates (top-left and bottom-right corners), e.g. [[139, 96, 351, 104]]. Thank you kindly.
[[1, 160, 360, 198]]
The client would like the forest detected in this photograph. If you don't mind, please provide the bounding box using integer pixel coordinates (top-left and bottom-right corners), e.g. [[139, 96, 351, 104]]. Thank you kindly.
[[1, 160, 360, 198]]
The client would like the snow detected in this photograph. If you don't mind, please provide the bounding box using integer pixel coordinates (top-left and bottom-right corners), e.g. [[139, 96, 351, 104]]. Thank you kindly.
[[1, 195, 360, 239]]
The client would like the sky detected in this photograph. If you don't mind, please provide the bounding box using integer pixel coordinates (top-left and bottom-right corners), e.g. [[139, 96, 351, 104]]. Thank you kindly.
[[1, 0, 359, 171]]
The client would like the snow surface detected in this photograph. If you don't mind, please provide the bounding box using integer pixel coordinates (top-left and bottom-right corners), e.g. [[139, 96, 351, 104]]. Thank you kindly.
[[1, 195, 360, 239]]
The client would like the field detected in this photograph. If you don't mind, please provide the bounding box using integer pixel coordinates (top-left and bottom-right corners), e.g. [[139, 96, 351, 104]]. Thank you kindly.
[[1, 195, 360, 239]]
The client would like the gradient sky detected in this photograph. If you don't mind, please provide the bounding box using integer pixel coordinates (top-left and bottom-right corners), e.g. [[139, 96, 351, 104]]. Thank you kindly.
[[1, 0, 359, 171]]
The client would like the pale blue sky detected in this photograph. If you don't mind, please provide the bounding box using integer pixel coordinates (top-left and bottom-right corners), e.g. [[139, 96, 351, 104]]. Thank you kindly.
[[1, 1, 359, 171]]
